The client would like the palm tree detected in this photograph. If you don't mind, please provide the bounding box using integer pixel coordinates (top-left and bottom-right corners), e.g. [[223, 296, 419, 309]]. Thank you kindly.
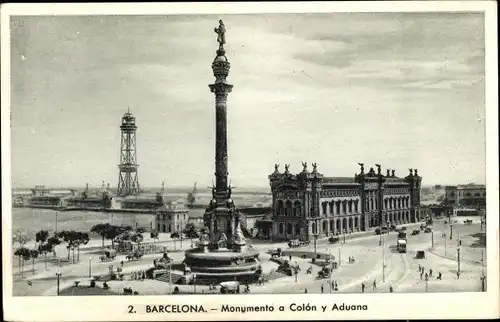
[[14, 247, 31, 277], [91, 223, 111, 248], [35, 230, 49, 250], [73, 231, 90, 262], [29, 249, 39, 274]]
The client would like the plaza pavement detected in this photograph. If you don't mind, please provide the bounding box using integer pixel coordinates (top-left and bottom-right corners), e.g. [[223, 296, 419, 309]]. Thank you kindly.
[[12, 217, 486, 296]]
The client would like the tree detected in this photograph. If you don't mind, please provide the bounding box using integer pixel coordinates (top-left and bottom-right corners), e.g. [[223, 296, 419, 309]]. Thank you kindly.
[[13, 229, 31, 248], [131, 233, 144, 245], [150, 230, 159, 253], [35, 230, 49, 249], [13, 230, 31, 272], [14, 247, 31, 277], [72, 231, 90, 262], [56, 230, 73, 260], [38, 242, 53, 270], [29, 249, 39, 274], [136, 227, 147, 234], [183, 223, 200, 239], [91, 223, 111, 248]]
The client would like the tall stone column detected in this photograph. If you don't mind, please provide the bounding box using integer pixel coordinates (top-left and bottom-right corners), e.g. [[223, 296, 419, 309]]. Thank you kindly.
[[209, 49, 233, 198]]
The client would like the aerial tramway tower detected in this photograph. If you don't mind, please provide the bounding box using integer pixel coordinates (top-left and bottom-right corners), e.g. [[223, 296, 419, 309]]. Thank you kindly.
[[117, 109, 140, 196]]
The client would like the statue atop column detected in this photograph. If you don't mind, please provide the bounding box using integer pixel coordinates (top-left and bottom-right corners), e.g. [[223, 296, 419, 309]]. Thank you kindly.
[[214, 20, 226, 50], [358, 162, 365, 174]]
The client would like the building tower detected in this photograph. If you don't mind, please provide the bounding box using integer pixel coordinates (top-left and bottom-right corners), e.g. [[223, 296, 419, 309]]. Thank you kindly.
[[117, 110, 140, 196], [203, 20, 242, 247]]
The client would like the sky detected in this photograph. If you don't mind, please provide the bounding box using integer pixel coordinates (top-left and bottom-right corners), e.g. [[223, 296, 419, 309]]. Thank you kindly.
[[9, 13, 486, 189]]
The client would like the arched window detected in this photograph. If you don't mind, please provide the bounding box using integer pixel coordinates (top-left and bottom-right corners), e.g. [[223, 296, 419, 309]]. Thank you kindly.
[[167, 224, 171, 232], [279, 223, 284, 234], [384, 199, 388, 210], [287, 223, 293, 234], [312, 222, 317, 234], [354, 200, 359, 213], [294, 201, 301, 217], [277, 200, 284, 216], [322, 202, 327, 215], [336, 201, 341, 214], [342, 201, 347, 214], [348, 200, 353, 213], [329, 202, 334, 215], [285, 200, 293, 216]]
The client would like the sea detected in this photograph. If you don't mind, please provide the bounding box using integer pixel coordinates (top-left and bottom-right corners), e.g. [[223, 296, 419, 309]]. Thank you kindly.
[[10, 192, 272, 236], [10, 208, 156, 236]]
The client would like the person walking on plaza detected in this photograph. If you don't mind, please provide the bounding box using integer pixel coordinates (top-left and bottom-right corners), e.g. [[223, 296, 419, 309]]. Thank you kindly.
[[331, 280, 335, 289], [420, 270, 424, 280], [334, 281, 338, 291], [304, 288, 308, 293], [429, 269, 433, 277], [361, 282, 365, 293], [289, 255, 292, 261], [418, 264, 421, 272], [321, 285, 324, 293], [457, 271, 460, 280], [389, 285, 394, 293], [372, 280, 377, 290]]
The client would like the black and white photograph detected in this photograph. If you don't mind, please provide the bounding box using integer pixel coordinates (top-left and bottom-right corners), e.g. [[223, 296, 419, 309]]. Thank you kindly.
[[2, 2, 498, 321]]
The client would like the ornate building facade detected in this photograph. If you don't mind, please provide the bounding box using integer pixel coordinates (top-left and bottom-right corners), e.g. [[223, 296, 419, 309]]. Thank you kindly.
[[268, 163, 422, 241]]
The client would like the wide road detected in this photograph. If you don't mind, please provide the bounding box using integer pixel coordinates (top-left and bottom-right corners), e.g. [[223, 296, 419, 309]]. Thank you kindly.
[[254, 218, 485, 294]]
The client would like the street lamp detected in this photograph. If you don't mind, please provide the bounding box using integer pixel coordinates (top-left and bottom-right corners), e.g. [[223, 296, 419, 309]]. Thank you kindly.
[[88, 257, 92, 278], [313, 233, 318, 255], [457, 246, 461, 276], [294, 261, 298, 283], [382, 234, 386, 283], [431, 231, 434, 248], [443, 233, 447, 256], [450, 223, 453, 240], [56, 258, 62, 296], [193, 274, 197, 294]]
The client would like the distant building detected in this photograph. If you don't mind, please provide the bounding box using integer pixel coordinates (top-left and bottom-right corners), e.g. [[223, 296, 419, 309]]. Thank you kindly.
[[187, 209, 205, 228], [121, 195, 163, 210], [444, 184, 486, 208], [268, 164, 422, 241], [443, 183, 486, 217], [155, 201, 189, 233]]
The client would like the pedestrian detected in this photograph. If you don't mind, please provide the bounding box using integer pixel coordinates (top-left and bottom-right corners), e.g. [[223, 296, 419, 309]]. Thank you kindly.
[[361, 282, 365, 293], [304, 288, 308, 293], [331, 280, 335, 289], [438, 272, 442, 280], [457, 271, 460, 280], [425, 273, 428, 281], [289, 255, 292, 261], [121, 260, 124, 268], [429, 269, 433, 277], [418, 264, 422, 272], [422, 266, 425, 273], [420, 271, 423, 280], [334, 281, 338, 291], [373, 280, 376, 290], [321, 285, 324, 293], [389, 285, 393, 293]]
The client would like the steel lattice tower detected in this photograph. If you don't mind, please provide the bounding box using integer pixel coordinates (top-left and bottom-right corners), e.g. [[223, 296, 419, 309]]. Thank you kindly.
[[117, 110, 140, 196]]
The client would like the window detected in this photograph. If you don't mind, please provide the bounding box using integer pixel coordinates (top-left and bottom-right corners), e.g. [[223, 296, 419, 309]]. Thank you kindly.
[[322, 202, 327, 215], [287, 223, 292, 234], [168, 224, 171, 232], [342, 202, 347, 214], [279, 223, 284, 234]]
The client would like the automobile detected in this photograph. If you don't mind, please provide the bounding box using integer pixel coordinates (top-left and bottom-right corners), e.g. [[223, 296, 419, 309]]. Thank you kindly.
[[411, 229, 420, 236], [416, 250, 425, 259], [424, 227, 432, 233]]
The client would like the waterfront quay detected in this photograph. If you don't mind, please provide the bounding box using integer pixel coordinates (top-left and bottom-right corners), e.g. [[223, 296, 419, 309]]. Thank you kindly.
[[11, 214, 486, 296]]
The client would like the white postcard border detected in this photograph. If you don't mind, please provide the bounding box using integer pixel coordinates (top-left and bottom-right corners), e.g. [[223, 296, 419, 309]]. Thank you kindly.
[[1, 1, 498, 321]]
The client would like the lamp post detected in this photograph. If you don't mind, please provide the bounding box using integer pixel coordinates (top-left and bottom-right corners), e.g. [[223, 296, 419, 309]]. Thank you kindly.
[[481, 250, 486, 292], [343, 229, 346, 244], [294, 261, 298, 283], [193, 274, 197, 294], [444, 233, 447, 256], [169, 260, 172, 295], [88, 257, 92, 278], [313, 233, 318, 255], [431, 231, 434, 248], [450, 223, 453, 240], [56, 258, 62, 296], [457, 246, 461, 275], [382, 234, 386, 283]]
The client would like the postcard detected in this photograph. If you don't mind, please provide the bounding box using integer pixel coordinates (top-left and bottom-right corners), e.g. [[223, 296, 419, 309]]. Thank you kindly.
[[1, 1, 498, 321]]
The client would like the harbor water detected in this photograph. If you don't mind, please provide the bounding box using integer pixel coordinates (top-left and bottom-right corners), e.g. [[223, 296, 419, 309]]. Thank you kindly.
[[11, 207, 155, 236]]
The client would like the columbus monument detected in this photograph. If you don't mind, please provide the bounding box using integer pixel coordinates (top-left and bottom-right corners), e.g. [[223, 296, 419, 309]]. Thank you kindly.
[[183, 20, 261, 284]]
